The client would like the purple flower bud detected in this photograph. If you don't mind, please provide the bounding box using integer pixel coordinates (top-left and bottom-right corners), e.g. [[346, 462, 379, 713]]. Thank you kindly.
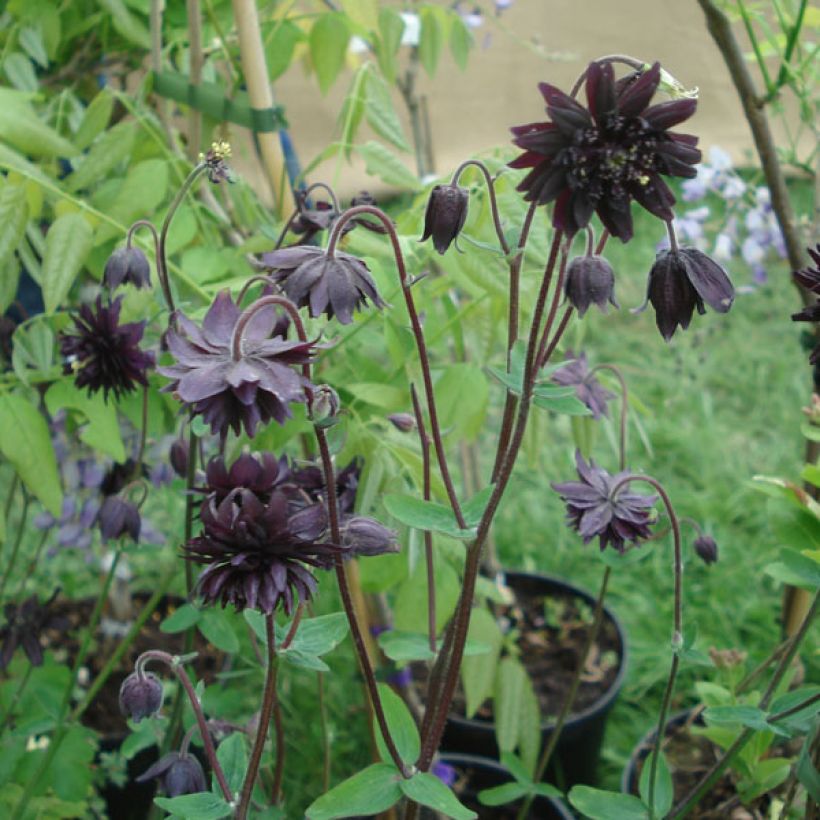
[[119, 671, 164, 721], [169, 438, 189, 478], [136, 751, 207, 797], [98, 496, 141, 542], [342, 517, 399, 557], [104, 247, 151, 289], [387, 413, 416, 433], [421, 184, 469, 254], [432, 760, 457, 787], [564, 255, 618, 317], [693, 535, 718, 565]]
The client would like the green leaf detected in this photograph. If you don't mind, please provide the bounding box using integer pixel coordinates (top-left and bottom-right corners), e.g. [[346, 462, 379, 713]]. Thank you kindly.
[[154, 792, 232, 819], [704, 705, 774, 733], [436, 363, 489, 441], [0, 102, 76, 158], [375, 7, 405, 83], [0, 257, 21, 315], [74, 90, 115, 150], [532, 782, 564, 798], [375, 683, 420, 765], [356, 141, 419, 190], [41, 213, 93, 313], [495, 657, 526, 753], [461, 608, 503, 717], [110, 158, 169, 223], [393, 556, 459, 634], [796, 725, 820, 801], [340, 0, 378, 31], [400, 772, 477, 819], [305, 763, 402, 819], [348, 381, 407, 410], [66, 121, 136, 191], [378, 630, 436, 662], [488, 339, 527, 394], [383, 493, 476, 539], [478, 781, 529, 806], [0, 184, 29, 267], [284, 612, 349, 656], [98, 0, 152, 48], [3, 53, 38, 92], [11, 318, 55, 384], [198, 608, 240, 654], [364, 71, 409, 152], [265, 19, 304, 82], [159, 603, 201, 634], [533, 384, 591, 416], [281, 649, 330, 672], [418, 6, 444, 77], [638, 751, 673, 818], [764, 548, 820, 589], [462, 485, 494, 528], [216, 732, 247, 794], [769, 686, 820, 734], [0, 392, 62, 516], [517, 670, 541, 775], [19, 26, 48, 68], [500, 752, 533, 785], [449, 15, 473, 70], [310, 13, 350, 94], [568, 785, 649, 820], [43, 380, 126, 461]]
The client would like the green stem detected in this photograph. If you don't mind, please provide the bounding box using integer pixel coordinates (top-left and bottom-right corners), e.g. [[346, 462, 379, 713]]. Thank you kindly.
[[736, 0, 774, 94], [0, 490, 30, 601], [772, 0, 808, 94], [0, 662, 34, 730], [318, 672, 331, 791]]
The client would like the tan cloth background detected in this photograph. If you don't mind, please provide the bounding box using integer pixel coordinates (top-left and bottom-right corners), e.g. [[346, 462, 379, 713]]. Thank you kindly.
[[233, 0, 798, 200]]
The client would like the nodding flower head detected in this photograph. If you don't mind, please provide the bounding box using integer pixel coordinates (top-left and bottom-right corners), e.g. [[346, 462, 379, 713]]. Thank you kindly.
[[420, 183, 470, 254], [137, 751, 207, 797], [104, 247, 151, 289], [564, 255, 618, 316], [119, 670, 164, 722]]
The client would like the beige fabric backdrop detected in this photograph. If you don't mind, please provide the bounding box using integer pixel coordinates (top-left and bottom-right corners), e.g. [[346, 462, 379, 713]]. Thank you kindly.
[[233, 0, 794, 200]]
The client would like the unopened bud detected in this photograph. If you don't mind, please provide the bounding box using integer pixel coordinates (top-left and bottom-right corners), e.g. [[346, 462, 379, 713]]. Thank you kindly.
[[104, 247, 151, 289], [98, 496, 141, 542], [136, 751, 207, 797], [388, 413, 416, 433], [119, 671, 163, 721], [565, 255, 618, 317], [342, 516, 399, 557], [169, 438, 189, 478], [693, 534, 718, 565], [421, 184, 469, 254], [312, 385, 340, 425]]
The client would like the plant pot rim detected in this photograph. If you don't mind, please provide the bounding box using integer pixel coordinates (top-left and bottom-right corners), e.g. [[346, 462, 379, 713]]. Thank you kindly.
[[448, 569, 628, 733], [436, 752, 574, 820]]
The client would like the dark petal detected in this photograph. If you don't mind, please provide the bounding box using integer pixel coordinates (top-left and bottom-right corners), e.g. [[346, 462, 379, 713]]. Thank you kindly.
[[202, 290, 240, 346], [136, 753, 180, 783], [586, 60, 616, 124], [679, 249, 735, 313], [508, 150, 546, 170], [616, 61, 660, 117], [261, 246, 321, 270], [595, 197, 633, 243], [176, 363, 232, 402], [647, 251, 698, 340], [631, 176, 676, 222], [511, 123, 566, 155], [578, 504, 613, 538], [793, 303, 820, 322], [21, 633, 44, 667], [571, 191, 595, 233], [538, 82, 593, 135], [552, 188, 577, 234], [642, 98, 697, 130]]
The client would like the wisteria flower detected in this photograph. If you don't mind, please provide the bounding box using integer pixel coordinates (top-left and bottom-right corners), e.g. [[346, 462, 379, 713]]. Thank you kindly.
[[60, 296, 154, 401], [552, 451, 656, 552], [510, 60, 700, 241], [159, 291, 314, 438]]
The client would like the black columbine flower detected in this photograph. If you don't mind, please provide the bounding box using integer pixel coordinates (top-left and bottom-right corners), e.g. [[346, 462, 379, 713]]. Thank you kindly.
[[0, 591, 67, 670], [551, 451, 656, 552], [104, 247, 151, 289], [119, 671, 164, 721], [510, 61, 700, 241], [291, 192, 338, 243], [341, 517, 398, 557], [185, 489, 343, 614], [564, 255, 618, 316], [261, 246, 386, 325], [693, 534, 718, 565], [290, 457, 362, 515], [158, 290, 315, 438], [551, 352, 614, 420], [137, 751, 207, 797], [98, 495, 141, 542], [791, 244, 820, 363], [203, 451, 288, 505], [59, 296, 155, 400], [421, 183, 469, 254], [645, 247, 734, 340]]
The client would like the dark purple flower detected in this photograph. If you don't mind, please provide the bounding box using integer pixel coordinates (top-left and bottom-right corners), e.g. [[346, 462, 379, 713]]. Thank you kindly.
[[119, 671, 164, 721], [432, 760, 458, 787], [203, 141, 232, 184], [261, 246, 386, 325], [693, 534, 718, 565], [98, 496, 141, 542], [290, 193, 338, 243], [564, 255, 618, 316], [290, 457, 361, 515], [59, 296, 154, 400], [388, 413, 416, 433], [551, 451, 656, 552], [104, 247, 151, 289], [510, 61, 700, 241], [645, 247, 734, 340], [791, 245, 820, 363], [551, 352, 614, 420], [421, 183, 469, 254], [203, 451, 288, 505], [158, 290, 315, 438], [170, 438, 189, 478], [185, 489, 344, 614], [0, 591, 67, 670], [137, 751, 207, 796], [341, 516, 399, 557], [348, 191, 389, 234]]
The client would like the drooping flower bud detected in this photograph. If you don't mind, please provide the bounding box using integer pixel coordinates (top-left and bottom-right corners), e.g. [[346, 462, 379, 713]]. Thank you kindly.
[[693, 534, 718, 565], [342, 516, 399, 557], [136, 751, 207, 797], [312, 385, 340, 425], [564, 255, 619, 316], [169, 438, 189, 478], [119, 671, 164, 721], [387, 413, 416, 433], [98, 496, 141, 542], [421, 184, 469, 254], [104, 247, 152, 289]]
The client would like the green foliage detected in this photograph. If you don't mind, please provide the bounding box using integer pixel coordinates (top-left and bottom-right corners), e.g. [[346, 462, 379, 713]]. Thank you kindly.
[[305, 763, 403, 819]]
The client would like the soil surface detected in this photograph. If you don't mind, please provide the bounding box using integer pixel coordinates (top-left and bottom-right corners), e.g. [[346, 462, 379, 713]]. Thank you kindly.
[[438, 586, 622, 723], [46, 594, 222, 736]]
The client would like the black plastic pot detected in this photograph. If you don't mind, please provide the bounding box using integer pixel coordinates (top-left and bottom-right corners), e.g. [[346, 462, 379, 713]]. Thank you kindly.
[[421, 753, 574, 820], [441, 571, 627, 789]]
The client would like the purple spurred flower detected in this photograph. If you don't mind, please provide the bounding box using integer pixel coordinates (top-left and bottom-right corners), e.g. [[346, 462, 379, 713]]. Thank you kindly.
[[104, 247, 151, 289], [551, 352, 614, 420], [564, 255, 618, 316], [0, 591, 67, 670], [552, 451, 657, 552], [59, 296, 155, 401], [159, 290, 315, 438], [510, 61, 700, 242], [137, 751, 207, 796], [119, 671, 164, 721]]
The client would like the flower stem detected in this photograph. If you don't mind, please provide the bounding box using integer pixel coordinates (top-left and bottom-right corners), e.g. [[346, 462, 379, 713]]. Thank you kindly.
[[136, 649, 232, 802], [669, 589, 819, 818], [236, 614, 280, 817], [327, 205, 466, 528], [569, 54, 646, 97], [450, 159, 510, 256], [0, 488, 29, 601], [230, 294, 307, 365], [516, 566, 612, 820], [0, 661, 34, 730]]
